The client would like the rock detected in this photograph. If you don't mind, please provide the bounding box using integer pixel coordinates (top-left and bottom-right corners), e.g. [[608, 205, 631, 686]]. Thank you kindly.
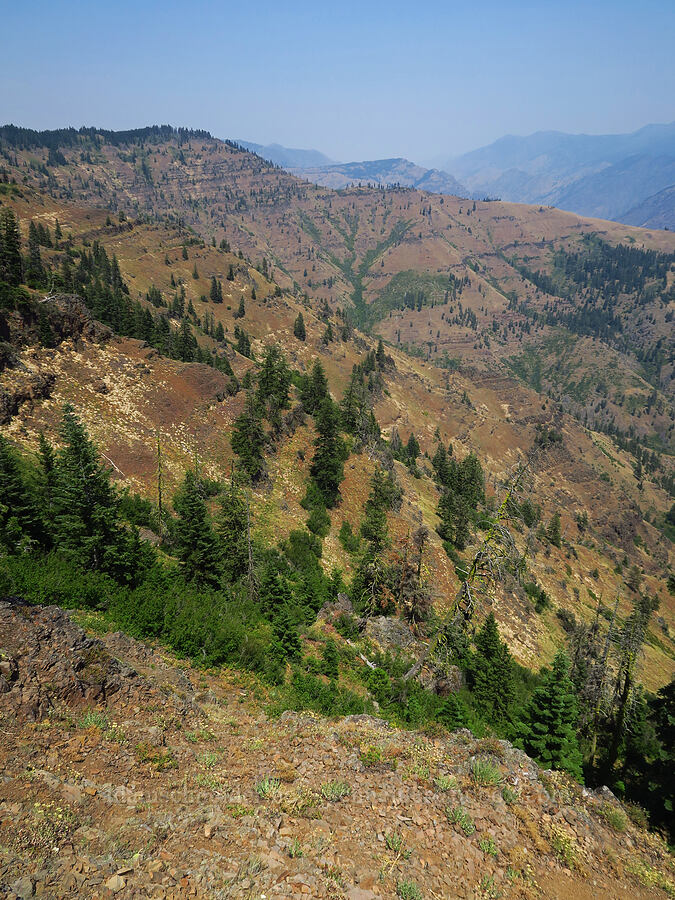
[[364, 616, 418, 653], [11, 876, 34, 898], [416, 664, 463, 696], [317, 593, 354, 622], [104, 874, 125, 893]]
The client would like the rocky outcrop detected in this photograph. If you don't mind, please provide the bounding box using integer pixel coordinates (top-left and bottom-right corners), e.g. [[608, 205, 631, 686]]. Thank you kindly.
[[0, 602, 671, 900], [0, 598, 140, 720]]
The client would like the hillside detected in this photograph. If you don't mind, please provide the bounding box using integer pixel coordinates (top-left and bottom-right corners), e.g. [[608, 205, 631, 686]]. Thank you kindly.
[[2, 125, 672, 449], [1, 125, 674, 873], [623, 185, 675, 231], [2, 599, 673, 900], [288, 158, 469, 197], [441, 123, 675, 226]]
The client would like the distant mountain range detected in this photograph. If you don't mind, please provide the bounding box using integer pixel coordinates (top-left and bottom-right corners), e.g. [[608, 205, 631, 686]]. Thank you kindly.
[[288, 158, 469, 196], [439, 123, 675, 229], [240, 124, 675, 229], [236, 140, 336, 169]]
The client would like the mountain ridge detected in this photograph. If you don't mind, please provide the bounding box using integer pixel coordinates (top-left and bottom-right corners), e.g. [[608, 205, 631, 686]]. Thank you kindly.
[[441, 122, 675, 227]]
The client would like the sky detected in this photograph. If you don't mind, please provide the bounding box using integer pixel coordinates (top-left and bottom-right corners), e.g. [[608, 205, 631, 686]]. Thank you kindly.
[[2, 0, 675, 164]]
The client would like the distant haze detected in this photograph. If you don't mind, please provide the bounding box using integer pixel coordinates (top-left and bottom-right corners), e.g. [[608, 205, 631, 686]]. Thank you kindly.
[[1, 0, 674, 162]]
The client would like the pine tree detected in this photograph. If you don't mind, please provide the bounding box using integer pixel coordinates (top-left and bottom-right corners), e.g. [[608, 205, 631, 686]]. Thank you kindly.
[[310, 398, 345, 507], [472, 614, 514, 721], [236, 296, 246, 318], [517, 651, 583, 780], [173, 470, 220, 586], [53, 405, 120, 571], [293, 312, 306, 341]]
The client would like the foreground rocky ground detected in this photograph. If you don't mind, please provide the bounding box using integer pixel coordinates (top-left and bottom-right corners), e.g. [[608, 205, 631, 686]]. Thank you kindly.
[[0, 599, 672, 899]]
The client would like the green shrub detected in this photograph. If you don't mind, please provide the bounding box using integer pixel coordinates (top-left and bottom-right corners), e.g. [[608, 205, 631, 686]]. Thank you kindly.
[[396, 879, 422, 900], [447, 805, 475, 835], [470, 757, 502, 786], [321, 780, 351, 801]]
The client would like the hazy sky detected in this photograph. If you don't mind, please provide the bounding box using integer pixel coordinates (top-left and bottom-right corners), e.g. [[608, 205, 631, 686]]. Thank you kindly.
[[2, 0, 674, 163]]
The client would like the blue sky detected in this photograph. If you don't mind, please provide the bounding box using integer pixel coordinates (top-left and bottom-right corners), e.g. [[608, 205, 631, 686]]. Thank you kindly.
[[2, 0, 674, 162]]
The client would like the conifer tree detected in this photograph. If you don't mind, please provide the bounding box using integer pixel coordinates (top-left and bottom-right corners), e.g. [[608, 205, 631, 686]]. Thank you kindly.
[[25, 221, 45, 286], [38, 432, 57, 521], [256, 344, 291, 433], [300, 359, 329, 414], [321, 638, 340, 680], [437, 692, 468, 730], [310, 398, 345, 507], [376, 338, 386, 369], [173, 470, 220, 586], [272, 602, 301, 660], [215, 478, 248, 583], [0, 208, 22, 286], [259, 567, 292, 618], [176, 319, 196, 362], [231, 392, 266, 480], [53, 405, 120, 571], [0, 436, 44, 551], [517, 651, 583, 779], [472, 613, 514, 721], [546, 511, 562, 547], [293, 312, 306, 341]]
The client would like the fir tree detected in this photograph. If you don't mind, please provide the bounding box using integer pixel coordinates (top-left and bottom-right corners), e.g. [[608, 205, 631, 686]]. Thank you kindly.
[[0, 208, 22, 286], [293, 312, 306, 341], [259, 567, 292, 618], [0, 436, 44, 551], [436, 692, 467, 730], [53, 405, 120, 572], [273, 602, 301, 660], [231, 392, 266, 480], [256, 343, 291, 433], [215, 478, 249, 583], [321, 638, 340, 680], [472, 614, 514, 721], [517, 651, 583, 779], [173, 470, 220, 586], [310, 398, 345, 507], [299, 359, 329, 414], [38, 432, 57, 521], [376, 338, 386, 369], [546, 511, 562, 547]]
